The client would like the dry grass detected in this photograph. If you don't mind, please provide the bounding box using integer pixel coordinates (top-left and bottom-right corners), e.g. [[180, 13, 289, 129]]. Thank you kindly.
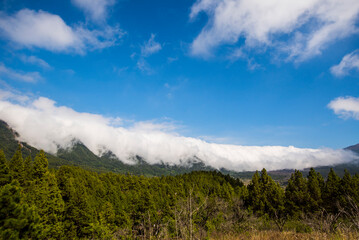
[[209, 230, 359, 240]]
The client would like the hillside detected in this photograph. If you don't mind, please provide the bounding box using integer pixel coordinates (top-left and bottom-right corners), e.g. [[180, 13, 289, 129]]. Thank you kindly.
[[0, 120, 215, 176], [2, 149, 358, 239], [345, 143, 359, 154], [0, 120, 358, 181]]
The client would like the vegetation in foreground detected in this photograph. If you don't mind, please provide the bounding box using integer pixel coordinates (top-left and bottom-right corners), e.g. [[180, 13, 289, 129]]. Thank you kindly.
[[0, 146, 358, 239]]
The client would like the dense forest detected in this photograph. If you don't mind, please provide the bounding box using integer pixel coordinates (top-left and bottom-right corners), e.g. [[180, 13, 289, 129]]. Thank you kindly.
[[0, 147, 359, 239]]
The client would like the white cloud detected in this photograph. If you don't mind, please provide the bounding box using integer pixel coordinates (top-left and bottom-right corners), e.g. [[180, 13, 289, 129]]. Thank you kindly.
[[72, 0, 115, 23], [331, 50, 359, 77], [0, 9, 123, 54], [141, 34, 162, 57], [0, 63, 42, 83], [0, 89, 29, 103], [190, 0, 359, 61], [130, 119, 181, 132], [328, 96, 359, 120], [0, 90, 355, 171], [135, 34, 162, 73], [19, 55, 52, 69]]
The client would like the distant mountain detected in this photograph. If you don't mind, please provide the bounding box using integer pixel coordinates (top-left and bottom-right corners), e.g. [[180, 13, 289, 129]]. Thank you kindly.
[[0, 120, 72, 168], [0, 119, 358, 181], [0, 120, 215, 176], [345, 143, 359, 154]]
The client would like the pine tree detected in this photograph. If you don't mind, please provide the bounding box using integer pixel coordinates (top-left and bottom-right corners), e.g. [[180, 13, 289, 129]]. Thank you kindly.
[[267, 181, 286, 231], [340, 170, 353, 196], [246, 171, 261, 212], [307, 168, 322, 212], [23, 155, 33, 184], [61, 177, 93, 238], [0, 181, 40, 239], [323, 168, 341, 213], [247, 169, 287, 230], [259, 169, 286, 231], [338, 170, 355, 211], [33, 150, 48, 180], [34, 173, 65, 239], [9, 146, 25, 184], [0, 150, 11, 186], [22, 152, 65, 239], [285, 170, 310, 217]]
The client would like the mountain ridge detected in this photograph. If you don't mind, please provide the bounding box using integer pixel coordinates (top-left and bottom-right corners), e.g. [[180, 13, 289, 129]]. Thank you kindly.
[[345, 143, 359, 154], [0, 119, 358, 181]]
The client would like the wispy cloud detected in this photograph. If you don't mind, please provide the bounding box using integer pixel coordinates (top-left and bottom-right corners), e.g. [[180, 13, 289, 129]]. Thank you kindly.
[[136, 58, 153, 74], [328, 96, 359, 120], [228, 48, 261, 70], [0, 88, 29, 103], [0, 89, 355, 171], [0, 63, 42, 83], [0, 9, 123, 54], [190, 0, 359, 61], [136, 34, 162, 73], [331, 50, 359, 77], [167, 57, 178, 63], [141, 34, 162, 57], [72, 0, 115, 23], [19, 55, 52, 69]]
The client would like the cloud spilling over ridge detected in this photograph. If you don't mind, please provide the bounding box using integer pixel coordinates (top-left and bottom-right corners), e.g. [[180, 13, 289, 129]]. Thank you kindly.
[[0, 9, 123, 54], [331, 50, 359, 77], [0, 90, 356, 171], [190, 0, 359, 60], [328, 96, 359, 120]]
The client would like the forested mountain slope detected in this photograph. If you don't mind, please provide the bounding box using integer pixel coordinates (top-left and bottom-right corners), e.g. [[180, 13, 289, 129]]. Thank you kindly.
[[0, 148, 358, 239], [0, 120, 358, 180], [0, 120, 215, 176]]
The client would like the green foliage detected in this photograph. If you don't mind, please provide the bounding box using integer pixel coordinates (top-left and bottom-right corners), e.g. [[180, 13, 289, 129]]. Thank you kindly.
[[0, 181, 40, 239], [8, 146, 25, 184], [246, 169, 287, 231], [323, 168, 341, 213], [307, 168, 322, 212], [33, 150, 49, 180], [0, 147, 359, 239], [0, 150, 11, 186], [23, 155, 33, 183], [285, 170, 310, 216]]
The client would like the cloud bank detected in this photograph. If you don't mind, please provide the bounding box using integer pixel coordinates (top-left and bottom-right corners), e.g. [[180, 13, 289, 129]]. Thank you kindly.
[[328, 96, 359, 120], [0, 9, 123, 54], [190, 0, 359, 60], [0, 90, 356, 171], [331, 50, 359, 77]]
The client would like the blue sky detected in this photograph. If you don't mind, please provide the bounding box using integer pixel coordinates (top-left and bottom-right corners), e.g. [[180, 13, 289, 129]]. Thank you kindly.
[[0, 0, 358, 153]]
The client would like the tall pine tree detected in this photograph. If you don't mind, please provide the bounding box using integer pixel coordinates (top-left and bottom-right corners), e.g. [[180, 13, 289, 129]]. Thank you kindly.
[[8, 146, 24, 184], [323, 168, 341, 213], [307, 168, 322, 213], [285, 170, 310, 217], [0, 150, 11, 186], [32, 150, 48, 180], [0, 181, 40, 239]]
